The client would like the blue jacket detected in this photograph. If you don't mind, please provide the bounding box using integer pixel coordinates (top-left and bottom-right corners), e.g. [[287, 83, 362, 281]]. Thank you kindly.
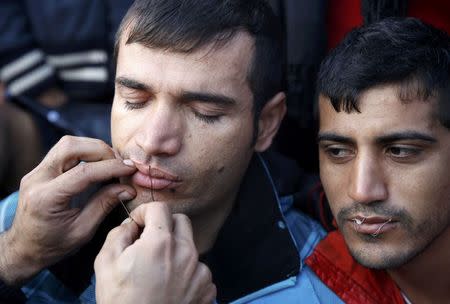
[[0, 0, 133, 100], [0, 154, 342, 303]]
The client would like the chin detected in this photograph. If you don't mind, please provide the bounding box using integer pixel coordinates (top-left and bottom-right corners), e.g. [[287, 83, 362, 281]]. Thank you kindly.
[[126, 195, 203, 217], [348, 243, 418, 270]]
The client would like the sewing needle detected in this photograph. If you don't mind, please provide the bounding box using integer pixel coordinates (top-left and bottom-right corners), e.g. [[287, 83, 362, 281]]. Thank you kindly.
[[149, 164, 155, 202]]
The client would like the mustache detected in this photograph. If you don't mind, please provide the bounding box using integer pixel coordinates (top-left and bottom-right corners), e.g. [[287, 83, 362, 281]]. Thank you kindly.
[[117, 149, 149, 164], [337, 202, 414, 227]]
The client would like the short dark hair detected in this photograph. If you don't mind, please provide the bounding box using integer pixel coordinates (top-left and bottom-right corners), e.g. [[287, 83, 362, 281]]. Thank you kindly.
[[317, 17, 450, 129], [115, 0, 283, 118]]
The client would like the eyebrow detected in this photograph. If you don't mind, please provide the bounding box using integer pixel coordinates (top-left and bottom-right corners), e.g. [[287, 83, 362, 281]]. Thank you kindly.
[[115, 77, 152, 91], [180, 92, 236, 107], [317, 131, 437, 145], [116, 76, 237, 107], [317, 133, 355, 145], [375, 131, 437, 144]]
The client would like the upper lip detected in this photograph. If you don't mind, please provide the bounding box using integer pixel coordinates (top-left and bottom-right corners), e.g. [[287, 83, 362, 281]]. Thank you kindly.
[[350, 215, 396, 224], [132, 160, 181, 181]]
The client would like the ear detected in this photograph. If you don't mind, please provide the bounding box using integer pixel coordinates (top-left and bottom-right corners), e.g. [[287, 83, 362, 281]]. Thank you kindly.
[[254, 92, 286, 152]]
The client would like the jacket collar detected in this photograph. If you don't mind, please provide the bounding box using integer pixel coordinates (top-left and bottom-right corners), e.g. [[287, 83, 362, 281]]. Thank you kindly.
[[49, 154, 300, 301], [306, 231, 404, 304], [200, 154, 299, 303]]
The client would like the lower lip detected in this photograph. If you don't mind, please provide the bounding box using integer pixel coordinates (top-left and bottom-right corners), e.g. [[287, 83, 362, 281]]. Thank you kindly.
[[349, 220, 398, 235], [131, 171, 180, 190]]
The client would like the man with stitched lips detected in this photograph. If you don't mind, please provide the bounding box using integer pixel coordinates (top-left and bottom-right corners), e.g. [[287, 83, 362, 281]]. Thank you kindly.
[[0, 0, 343, 303], [305, 18, 450, 304]]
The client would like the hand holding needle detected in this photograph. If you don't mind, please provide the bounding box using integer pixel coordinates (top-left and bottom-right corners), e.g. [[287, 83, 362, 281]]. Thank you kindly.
[[119, 163, 155, 225]]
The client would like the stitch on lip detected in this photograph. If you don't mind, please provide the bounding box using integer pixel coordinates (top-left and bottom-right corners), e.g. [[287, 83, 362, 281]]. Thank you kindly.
[[353, 217, 366, 225], [352, 216, 393, 236], [371, 218, 392, 237], [149, 164, 155, 202]]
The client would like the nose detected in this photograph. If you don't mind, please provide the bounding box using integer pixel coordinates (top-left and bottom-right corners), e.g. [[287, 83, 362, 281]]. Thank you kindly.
[[135, 98, 183, 157], [348, 153, 388, 204]]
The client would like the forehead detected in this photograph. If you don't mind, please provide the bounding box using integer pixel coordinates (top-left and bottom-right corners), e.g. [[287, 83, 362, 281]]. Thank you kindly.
[[319, 85, 440, 139], [116, 31, 254, 100]]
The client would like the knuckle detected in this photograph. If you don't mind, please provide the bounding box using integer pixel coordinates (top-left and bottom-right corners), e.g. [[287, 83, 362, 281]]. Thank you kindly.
[[96, 190, 117, 214], [150, 201, 169, 212], [21, 186, 41, 207], [19, 173, 31, 188], [205, 284, 217, 303], [70, 226, 92, 245], [181, 241, 198, 261], [76, 162, 90, 176], [58, 135, 75, 150], [173, 213, 191, 224], [153, 231, 174, 250], [94, 253, 104, 272], [197, 263, 213, 282], [107, 226, 125, 240], [96, 139, 112, 153], [106, 225, 130, 244]]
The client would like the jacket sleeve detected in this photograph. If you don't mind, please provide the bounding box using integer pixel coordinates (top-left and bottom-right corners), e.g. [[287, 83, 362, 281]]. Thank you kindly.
[[0, 0, 57, 97], [0, 192, 25, 303]]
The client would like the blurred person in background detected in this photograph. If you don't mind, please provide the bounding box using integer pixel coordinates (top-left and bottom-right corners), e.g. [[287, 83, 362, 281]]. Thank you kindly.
[[0, 0, 134, 194]]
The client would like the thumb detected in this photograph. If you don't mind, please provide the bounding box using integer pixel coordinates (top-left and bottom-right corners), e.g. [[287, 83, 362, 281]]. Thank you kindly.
[[73, 184, 136, 241]]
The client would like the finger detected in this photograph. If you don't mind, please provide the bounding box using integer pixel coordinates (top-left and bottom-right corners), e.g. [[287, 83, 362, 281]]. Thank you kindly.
[[71, 183, 136, 243], [94, 220, 140, 273], [172, 213, 194, 243], [48, 158, 136, 199], [42, 136, 116, 176], [186, 263, 214, 303], [100, 220, 141, 260], [199, 283, 217, 304], [130, 202, 174, 236]]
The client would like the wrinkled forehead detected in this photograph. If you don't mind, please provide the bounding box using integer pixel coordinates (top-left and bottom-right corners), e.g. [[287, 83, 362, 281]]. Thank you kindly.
[[115, 31, 255, 99]]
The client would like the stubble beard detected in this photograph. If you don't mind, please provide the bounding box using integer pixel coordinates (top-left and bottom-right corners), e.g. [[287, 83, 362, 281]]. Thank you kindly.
[[344, 213, 449, 270]]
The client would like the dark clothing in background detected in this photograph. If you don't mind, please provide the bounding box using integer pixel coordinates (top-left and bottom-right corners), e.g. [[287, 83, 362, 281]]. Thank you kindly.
[[0, 0, 135, 147], [269, 0, 328, 173], [0, 0, 133, 100]]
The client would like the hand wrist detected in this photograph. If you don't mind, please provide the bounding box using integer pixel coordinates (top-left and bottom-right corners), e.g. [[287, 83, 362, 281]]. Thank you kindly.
[[0, 230, 41, 286]]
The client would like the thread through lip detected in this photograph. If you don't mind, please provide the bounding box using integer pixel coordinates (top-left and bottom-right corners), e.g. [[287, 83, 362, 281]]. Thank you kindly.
[[119, 197, 140, 226], [351, 216, 393, 237]]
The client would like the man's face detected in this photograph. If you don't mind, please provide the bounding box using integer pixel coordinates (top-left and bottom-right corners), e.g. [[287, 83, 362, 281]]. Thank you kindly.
[[318, 85, 450, 269], [111, 33, 257, 217]]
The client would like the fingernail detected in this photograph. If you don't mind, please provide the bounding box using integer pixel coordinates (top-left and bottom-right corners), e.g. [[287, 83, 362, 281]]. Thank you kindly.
[[123, 159, 135, 167], [121, 218, 131, 225], [118, 191, 134, 201]]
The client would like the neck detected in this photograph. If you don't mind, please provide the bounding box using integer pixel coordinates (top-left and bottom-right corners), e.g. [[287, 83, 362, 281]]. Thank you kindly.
[[191, 193, 237, 254], [388, 227, 450, 304]]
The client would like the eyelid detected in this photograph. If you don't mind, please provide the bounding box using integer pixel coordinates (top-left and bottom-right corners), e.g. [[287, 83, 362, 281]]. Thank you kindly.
[[386, 145, 422, 155], [189, 101, 228, 113], [193, 111, 222, 124], [124, 100, 146, 110], [320, 143, 355, 162]]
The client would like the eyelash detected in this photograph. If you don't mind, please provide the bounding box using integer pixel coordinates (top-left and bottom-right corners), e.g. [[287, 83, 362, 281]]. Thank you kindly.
[[193, 111, 221, 124], [125, 101, 221, 124], [124, 101, 146, 110]]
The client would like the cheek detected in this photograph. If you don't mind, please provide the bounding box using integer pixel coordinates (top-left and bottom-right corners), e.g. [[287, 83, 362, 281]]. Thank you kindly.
[[400, 175, 450, 224], [320, 160, 349, 214], [111, 103, 140, 149], [387, 154, 450, 225], [185, 117, 254, 182]]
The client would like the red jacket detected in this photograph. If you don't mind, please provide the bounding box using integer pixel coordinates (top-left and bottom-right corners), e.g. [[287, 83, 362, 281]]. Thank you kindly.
[[306, 231, 405, 304]]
